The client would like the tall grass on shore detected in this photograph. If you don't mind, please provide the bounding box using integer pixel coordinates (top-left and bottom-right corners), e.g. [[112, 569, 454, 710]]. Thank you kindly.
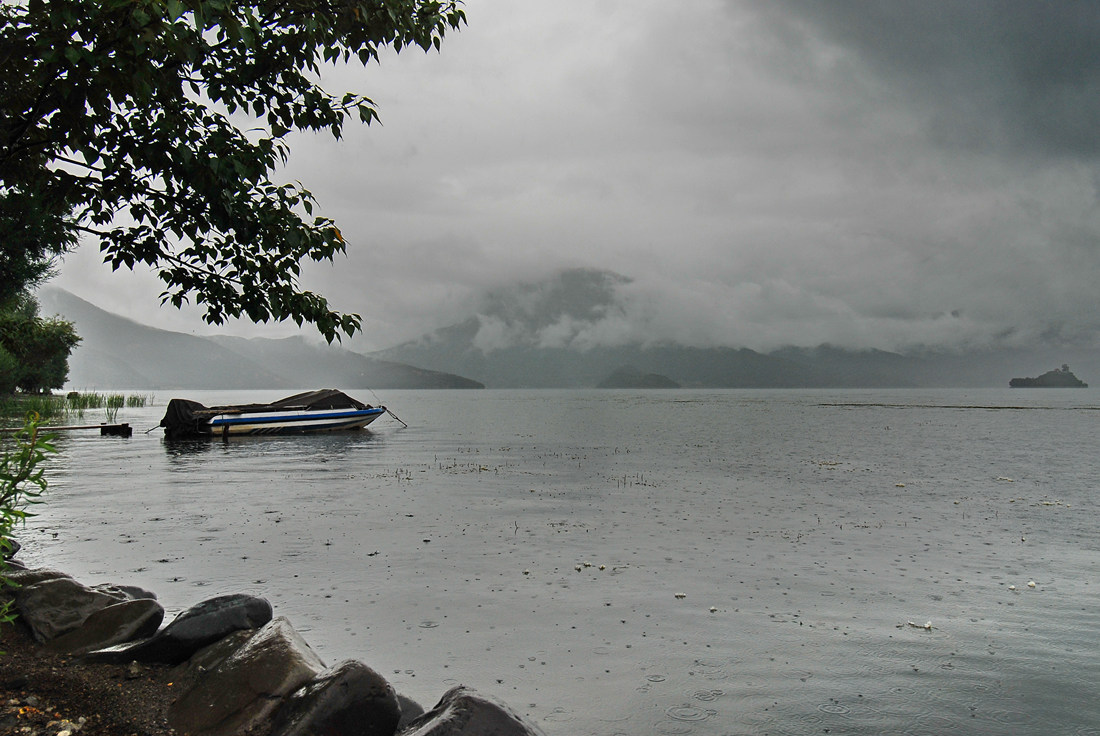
[[0, 395, 67, 424], [1, 393, 154, 424], [64, 392, 152, 420], [66, 391, 104, 415], [104, 394, 125, 423]]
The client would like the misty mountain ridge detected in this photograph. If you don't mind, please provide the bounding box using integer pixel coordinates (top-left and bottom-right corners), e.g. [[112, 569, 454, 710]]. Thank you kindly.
[[375, 269, 1100, 388], [36, 287, 483, 390], [37, 272, 1100, 389]]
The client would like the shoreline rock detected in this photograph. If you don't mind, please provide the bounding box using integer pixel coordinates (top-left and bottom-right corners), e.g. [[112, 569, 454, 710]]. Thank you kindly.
[[2, 560, 545, 736]]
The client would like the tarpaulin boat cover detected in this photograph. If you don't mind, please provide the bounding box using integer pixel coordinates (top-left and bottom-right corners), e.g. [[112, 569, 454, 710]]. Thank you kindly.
[[160, 389, 371, 438]]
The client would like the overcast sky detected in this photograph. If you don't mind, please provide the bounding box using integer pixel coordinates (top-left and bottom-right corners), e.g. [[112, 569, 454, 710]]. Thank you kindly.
[[52, 0, 1100, 354]]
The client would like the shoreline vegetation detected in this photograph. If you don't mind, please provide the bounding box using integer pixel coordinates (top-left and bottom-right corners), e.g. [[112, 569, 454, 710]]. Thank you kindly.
[[1, 392, 152, 426]]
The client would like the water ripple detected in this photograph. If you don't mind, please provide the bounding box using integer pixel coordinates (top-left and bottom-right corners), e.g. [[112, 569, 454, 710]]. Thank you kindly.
[[817, 702, 851, 715], [665, 705, 717, 722]]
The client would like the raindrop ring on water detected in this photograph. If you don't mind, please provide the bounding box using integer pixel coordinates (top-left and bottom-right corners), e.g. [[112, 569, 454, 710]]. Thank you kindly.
[[666, 705, 717, 722], [818, 703, 851, 715]]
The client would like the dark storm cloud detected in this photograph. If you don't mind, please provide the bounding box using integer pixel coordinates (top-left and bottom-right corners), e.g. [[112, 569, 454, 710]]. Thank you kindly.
[[50, 1, 1100, 354], [755, 1, 1100, 158]]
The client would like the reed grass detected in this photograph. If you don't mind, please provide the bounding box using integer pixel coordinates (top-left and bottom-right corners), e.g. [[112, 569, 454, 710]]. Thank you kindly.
[[126, 394, 150, 408], [104, 394, 125, 423], [1, 395, 66, 423], [66, 391, 105, 413], [64, 392, 155, 420], [3, 392, 153, 424]]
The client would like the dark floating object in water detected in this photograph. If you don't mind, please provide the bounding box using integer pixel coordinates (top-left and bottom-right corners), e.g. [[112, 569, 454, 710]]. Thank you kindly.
[[160, 389, 388, 438], [0, 423, 133, 437], [1009, 364, 1088, 388]]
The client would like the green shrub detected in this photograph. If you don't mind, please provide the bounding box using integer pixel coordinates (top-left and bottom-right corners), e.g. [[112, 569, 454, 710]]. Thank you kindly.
[[0, 346, 18, 396], [1, 414, 56, 629]]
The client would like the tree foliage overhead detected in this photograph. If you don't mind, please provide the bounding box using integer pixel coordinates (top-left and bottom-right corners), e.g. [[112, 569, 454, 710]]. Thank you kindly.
[[0, 0, 465, 341]]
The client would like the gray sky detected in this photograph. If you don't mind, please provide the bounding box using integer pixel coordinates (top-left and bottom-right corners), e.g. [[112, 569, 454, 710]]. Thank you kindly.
[[53, 0, 1100, 354]]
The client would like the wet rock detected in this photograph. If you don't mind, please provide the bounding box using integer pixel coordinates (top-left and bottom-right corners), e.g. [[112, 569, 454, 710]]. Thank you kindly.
[[398, 686, 545, 736], [270, 659, 401, 736], [44, 598, 164, 655], [15, 577, 135, 642], [126, 661, 149, 680], [3, 567, 71, 588], [99, 583, 157, 601], [86, 592, 272, 664], [168, 629, 256, 692], [1, 538, 19, 559], [398, 694, 426, 729], [168, 617, 325, 736]]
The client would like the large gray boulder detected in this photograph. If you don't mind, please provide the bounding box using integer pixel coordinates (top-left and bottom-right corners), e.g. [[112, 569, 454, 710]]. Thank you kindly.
[[43, 597, 165, 655], [168, 628, 256, 692], [398, 695, 427, 730], [15, 577, 142, 642], [86, 592, 272, 664], [1, 566, 68, 588], [398, 687, 545, 736], [270, 659, 402, 736], [168, 617, 325, 736]]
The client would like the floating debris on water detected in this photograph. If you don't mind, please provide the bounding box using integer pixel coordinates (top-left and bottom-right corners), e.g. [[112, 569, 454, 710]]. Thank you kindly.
[[906, 620, 933, 631], [675, 592, 687, 599]]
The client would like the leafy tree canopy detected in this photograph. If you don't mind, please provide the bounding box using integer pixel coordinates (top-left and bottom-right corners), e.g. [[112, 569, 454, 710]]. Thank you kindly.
[[0, 0, 465, 341], [0, 293, 80, 394]]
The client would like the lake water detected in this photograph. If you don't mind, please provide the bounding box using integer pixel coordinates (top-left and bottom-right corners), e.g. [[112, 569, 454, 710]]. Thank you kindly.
[[18, 388, 1100, 735]]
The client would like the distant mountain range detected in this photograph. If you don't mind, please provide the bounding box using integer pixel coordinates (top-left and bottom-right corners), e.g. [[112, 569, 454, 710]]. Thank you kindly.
[[373, 269, 1100, 389], [36, 288, 483, 390], [37, 277, 1099, 390], [376, 317, 1099, 388]]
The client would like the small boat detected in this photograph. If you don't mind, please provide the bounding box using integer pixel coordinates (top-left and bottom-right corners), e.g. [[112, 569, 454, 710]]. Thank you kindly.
[[160, 389, 387, 438]]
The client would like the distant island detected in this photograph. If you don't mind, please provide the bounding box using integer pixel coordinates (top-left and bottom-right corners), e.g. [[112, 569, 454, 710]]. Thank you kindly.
[[1009, 364, 1088, 388], [597, 366, 680, 389]]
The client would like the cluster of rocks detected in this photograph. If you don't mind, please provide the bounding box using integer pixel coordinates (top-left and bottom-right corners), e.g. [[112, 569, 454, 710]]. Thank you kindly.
[[4, 563, 544, 736]]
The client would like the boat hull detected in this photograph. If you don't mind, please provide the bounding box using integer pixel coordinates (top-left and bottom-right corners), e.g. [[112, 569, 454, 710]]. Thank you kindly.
[[206, 407, 386, 436], [160, 390, 388, 439]]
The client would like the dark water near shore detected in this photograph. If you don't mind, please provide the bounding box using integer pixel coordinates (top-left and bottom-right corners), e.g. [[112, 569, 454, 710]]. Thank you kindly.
[[21, 388, 1100, 735]]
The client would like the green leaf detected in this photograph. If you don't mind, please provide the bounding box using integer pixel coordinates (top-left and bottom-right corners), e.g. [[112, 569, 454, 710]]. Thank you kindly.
[[166, 0, 186, 22], [1, 0, 466, 341]]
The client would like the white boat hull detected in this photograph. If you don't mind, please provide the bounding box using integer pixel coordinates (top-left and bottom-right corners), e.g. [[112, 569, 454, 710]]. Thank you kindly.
[[206, 407, 385, 436], [161, 390, 388, 439]]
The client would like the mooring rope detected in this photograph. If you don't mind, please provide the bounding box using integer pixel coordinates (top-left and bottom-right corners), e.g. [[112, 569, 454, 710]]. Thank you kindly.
[[384, 407, 408, 428]]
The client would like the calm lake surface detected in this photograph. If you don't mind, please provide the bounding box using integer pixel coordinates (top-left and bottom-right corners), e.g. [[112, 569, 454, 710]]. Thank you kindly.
[[21, 388, 1100, 735]]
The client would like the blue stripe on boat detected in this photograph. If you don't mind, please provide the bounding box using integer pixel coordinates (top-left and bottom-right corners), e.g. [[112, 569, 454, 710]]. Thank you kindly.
[[210, 408, 384, 427]]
